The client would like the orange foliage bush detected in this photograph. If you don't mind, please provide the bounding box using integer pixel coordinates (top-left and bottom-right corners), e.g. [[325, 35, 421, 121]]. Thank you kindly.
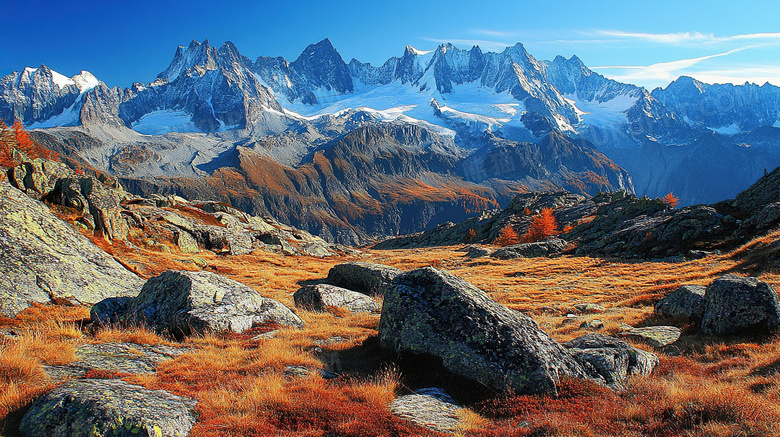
[[662, 192, 680, 208], [0, 119, 58, 167], [522, 207, 559, 243], [494, 225, 520, 246]]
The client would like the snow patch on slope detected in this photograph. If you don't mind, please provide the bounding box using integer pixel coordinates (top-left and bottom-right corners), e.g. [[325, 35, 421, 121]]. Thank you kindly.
[[565, 93, 637, 128], [707, 123, 741, 136], [131, 110, 201, 135]]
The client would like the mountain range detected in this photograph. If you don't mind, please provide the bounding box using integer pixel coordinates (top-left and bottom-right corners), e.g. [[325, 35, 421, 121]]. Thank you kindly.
[[2, 38, 779, 243]]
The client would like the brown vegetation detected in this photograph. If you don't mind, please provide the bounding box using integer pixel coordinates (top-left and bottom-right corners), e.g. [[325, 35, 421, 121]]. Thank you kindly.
[[2, 233, 780, 435]]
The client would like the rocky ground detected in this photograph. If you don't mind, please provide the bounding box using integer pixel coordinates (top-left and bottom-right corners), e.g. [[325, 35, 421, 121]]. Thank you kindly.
[[3, 156, 780, 436]]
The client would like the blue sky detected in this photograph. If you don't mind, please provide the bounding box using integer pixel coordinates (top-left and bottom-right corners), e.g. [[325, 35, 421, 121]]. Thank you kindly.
[[1, 0, 779, 90]]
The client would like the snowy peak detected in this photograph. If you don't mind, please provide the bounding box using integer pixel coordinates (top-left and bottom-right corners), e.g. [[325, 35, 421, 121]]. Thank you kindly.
[[652, 76, 780, 132], [157, 39, 219, 82], [0, 64, 104, 126]]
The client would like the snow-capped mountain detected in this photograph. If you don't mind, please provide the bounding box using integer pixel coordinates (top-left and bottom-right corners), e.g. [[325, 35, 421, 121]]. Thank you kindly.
[[2, 38, 780, 215], [652, 76, 780, 134], [0, 65, 99, 127]]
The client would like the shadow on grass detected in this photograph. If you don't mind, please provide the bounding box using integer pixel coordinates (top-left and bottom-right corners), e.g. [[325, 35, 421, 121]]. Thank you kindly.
[[318, 335, 504, 407]]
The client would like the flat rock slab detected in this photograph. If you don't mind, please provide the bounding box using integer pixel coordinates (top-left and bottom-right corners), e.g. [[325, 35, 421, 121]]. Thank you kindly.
[[45, 343, 189, 380], [0, 181, 143, 317], [20, 379, 197, 437], [390, 388, 463, 434], [326, 262, 402, 295], [293, 284, 379, 313], [622, 325, 682, 347]]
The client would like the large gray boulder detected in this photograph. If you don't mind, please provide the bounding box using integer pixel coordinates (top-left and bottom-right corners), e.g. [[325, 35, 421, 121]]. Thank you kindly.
[[0, 180, 143, 317], [91, 270, 303, 336], [20, 379, 197, 437], [563, 333, 659, 389], [326, 262, 402, 295], [655, 285, 706, 321], [379, 267, 588, 394], [701, 274, 780, 335], [293, 284, 379, 313]]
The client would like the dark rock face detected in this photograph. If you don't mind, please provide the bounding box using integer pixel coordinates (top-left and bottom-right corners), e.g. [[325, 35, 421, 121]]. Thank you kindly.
[[91, 270, 303, 336], [0, 180, 142, 317], [20, 379, 197, 437], [700, 275, 780, 335], [655, 285, 706, 321], [293, 284, 379, 313], [491, 237, 567, 259], [379, 267, 588, 394], [562, 333, 658, 389], [567, 191, 738, 258], [48, 175, 129, 241], [326, 262, 403, 296]]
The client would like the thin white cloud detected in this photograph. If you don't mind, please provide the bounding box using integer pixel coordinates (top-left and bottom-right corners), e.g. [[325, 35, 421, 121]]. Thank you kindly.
[[592, 48, 780, 88], [593, 30, 780, 45]]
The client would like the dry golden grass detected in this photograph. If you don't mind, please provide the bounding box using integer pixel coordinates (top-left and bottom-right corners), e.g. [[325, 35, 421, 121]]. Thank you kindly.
[[3, 233, 780, 436]]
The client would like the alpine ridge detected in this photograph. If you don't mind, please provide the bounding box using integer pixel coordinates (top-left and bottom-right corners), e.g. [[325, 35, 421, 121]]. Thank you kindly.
[[2, 38, 779, 242]]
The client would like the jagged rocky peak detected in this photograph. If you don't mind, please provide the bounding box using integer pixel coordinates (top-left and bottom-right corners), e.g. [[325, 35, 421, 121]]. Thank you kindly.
[[157, 39, 219, 82], [289, 38, 354, 96]]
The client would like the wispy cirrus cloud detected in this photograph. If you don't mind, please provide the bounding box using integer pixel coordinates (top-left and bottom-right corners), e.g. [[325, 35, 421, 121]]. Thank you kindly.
[[591, 47, 771, 88], [591, 30, 780, 46]]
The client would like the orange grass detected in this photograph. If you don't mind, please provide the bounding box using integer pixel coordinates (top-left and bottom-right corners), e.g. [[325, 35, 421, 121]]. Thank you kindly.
[[3, 235, 780, 435]]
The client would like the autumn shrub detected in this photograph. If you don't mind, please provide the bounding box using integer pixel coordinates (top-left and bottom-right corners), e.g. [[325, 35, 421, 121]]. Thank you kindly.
[[494, 225, 520, 246], [662, 192, 680, 208], [521, 207, 559, 243]]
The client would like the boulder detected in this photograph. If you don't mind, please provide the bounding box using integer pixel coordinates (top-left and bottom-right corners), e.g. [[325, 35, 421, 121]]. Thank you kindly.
[[701, 274, 780, 335], [655, 285, 706, 321], [293, 284, 379, 313], [379, 267, 588, 394], [0, 181, 142, 317], [390, 388, 464, 434], [621, 325, 682, 347], [91, 270, 303, 336], [563, 333, 659, 389], [326, 262, 402, 295], [20, 379, 197, 437], [491, 237, 567, 259]]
